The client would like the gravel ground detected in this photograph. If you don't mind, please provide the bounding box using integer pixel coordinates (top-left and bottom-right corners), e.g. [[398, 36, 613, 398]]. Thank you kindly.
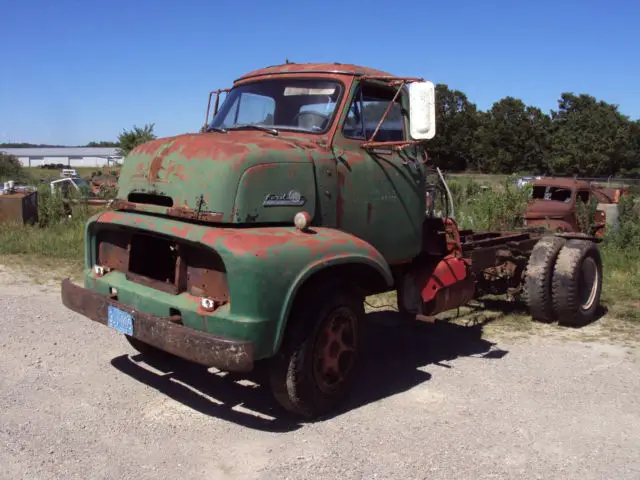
[[1, 266, 640, 480]]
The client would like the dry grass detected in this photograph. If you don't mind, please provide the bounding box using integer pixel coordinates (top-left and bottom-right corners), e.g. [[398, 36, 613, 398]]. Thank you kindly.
[[24, 166, 120, 183]]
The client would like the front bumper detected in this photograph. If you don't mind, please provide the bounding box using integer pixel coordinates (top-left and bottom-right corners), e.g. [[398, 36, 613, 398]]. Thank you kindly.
[[60, 278, 254, 372]]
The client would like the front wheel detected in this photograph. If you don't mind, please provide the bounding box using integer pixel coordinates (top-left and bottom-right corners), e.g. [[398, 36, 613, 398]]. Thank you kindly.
[[269, 284, 363, 418]]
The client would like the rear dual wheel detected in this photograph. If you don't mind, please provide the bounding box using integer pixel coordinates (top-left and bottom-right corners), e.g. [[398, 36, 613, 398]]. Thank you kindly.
[[524, 237, 602, 326], [552, 240, 602, 326]]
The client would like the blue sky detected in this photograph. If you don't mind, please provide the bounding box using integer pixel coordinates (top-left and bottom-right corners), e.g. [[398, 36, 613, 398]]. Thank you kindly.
[[1, 0, 638, 145]]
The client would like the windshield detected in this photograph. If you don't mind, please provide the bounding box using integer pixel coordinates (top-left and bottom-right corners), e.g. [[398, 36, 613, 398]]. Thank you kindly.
[[532, 185, 573, 203], [209, 79, 343, 134]]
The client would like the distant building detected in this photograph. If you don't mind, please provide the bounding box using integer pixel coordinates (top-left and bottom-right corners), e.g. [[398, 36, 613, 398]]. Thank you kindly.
[[0, 147, 124, 168]]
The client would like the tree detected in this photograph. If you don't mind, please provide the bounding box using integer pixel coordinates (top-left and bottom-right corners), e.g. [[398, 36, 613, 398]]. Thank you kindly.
[[0, 153, 28, 182], [427, 84, 480, 171], [473, 97, 551, 174], [621, 120, 640, 177], [117, 123, 156, 157], [548, 93, 636, 176]]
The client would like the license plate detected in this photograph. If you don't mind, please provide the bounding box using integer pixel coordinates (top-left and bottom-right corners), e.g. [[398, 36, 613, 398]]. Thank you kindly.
[[107, 305, 134, 336]]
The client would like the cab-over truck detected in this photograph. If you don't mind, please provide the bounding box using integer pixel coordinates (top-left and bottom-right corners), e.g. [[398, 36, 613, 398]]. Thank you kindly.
[[61, 63, 604, 418]]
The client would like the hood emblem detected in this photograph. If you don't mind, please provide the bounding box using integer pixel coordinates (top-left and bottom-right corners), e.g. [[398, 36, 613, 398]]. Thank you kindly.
[[263, 190, 306, 207]]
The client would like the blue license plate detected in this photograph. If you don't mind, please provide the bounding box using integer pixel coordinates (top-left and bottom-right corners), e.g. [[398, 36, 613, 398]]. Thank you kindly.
[[107, 305, 134, 336]]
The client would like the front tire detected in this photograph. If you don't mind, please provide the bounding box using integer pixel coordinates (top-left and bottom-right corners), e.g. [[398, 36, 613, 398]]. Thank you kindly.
[[269, 283, 364, 418], [552, 239, 603, 327]]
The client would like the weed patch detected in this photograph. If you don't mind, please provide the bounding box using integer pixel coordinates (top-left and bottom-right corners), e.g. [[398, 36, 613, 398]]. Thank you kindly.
[[0, 218, 86, 267], [448, 176, 531, 231]]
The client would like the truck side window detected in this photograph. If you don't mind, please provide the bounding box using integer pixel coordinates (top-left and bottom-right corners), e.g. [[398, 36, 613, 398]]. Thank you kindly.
[[343, 84, 405, 142]]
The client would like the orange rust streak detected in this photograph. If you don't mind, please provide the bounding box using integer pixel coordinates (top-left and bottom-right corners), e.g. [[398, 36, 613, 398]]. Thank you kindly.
[[148, 144, 172, 182], [170, 226, 192, 238], [98, 210, 126, 223], [221, 234, 292, 257]]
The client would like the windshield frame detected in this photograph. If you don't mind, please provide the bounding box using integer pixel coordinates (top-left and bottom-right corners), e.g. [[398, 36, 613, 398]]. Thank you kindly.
[[208, 77, 346, 136], [531, 184, 575, 203]]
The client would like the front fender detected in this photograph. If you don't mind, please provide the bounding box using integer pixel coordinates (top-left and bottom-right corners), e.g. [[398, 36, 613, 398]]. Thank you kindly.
[[213, 226, 393, 355], [274, 248, 393, 352], [210, 226, 393, 355]]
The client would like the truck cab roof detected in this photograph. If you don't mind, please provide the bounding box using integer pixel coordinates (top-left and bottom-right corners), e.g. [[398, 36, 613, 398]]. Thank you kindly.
[[235, 62, 398, 83]]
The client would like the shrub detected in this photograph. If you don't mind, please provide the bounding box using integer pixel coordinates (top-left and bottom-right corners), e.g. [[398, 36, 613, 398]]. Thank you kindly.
[[450, 177, 531, 231], [605, 193, 640, 250], [0, 153, 29, 183], [576, 196, 599, 234], [36, 183, 91, 227]]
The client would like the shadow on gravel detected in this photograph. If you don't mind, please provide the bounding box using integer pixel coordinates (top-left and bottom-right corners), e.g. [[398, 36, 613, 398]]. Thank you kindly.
[[110, 310, 508, 431], [474, 298, 608, 328]]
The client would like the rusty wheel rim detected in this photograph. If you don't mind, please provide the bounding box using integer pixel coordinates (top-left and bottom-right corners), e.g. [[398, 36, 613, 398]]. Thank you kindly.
[[312, 307, 358, 394]]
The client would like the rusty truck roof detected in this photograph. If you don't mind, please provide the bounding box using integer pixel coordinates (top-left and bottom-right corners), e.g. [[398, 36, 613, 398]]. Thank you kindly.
[[532, 177, 592, 189], [235, 62, 397, 83]]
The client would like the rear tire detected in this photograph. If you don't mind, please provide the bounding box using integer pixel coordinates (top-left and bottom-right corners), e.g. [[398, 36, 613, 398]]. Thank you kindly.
[[552, 239, 603, 327], [269, 283, 364, 419], [524, 236, 566, 323]]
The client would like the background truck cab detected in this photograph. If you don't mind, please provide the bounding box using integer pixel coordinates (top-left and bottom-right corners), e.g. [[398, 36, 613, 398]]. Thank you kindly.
[[524, 177, 625, 235]]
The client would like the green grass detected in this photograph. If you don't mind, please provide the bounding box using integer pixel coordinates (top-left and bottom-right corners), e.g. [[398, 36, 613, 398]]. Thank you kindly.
[[0, 219, 86, 269], [600, 246, 640, 323]]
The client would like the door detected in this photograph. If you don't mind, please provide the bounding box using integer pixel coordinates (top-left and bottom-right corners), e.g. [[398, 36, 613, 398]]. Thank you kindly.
[[332, 81, 426, 264]]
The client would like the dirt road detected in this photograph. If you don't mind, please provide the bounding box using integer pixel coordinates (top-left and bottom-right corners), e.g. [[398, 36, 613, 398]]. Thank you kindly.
[[1, 267, 639, 479]]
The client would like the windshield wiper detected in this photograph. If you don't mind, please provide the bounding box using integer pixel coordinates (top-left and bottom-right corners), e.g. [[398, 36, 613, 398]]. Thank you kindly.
[[227, 124, 279, 136], [205, 126, 228, 133]]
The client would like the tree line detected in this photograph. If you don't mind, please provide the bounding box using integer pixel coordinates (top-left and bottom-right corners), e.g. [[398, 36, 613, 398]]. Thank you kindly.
[[4, 86, 639, 178], [0, 124, 156, 159], [428, 85, 640, 177]]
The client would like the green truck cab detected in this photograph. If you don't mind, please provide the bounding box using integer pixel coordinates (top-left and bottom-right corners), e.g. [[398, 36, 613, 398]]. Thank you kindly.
[[61, 63, 603, 418]]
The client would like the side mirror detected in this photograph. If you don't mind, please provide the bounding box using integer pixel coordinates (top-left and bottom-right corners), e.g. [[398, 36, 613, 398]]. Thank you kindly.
[[408, 81, 436, 140]]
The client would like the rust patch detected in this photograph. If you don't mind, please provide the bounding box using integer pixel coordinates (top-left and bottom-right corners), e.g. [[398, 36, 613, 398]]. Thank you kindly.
[[98, 230, 129, 271], [148, 143, 172, 182], [235, 62, 398, 84], [110, 199, 224, 224], [221, 232, 292, 258], [166, 205, 224, 223], [98, 210, 127, 223], [169, 225, 192, 238], [95, 225, 230, 306]]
